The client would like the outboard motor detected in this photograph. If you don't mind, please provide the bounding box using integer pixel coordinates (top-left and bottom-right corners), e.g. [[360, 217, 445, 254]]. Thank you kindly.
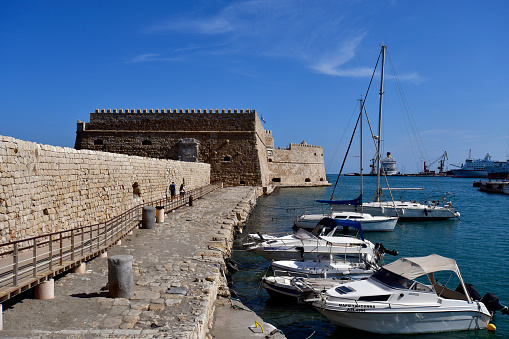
[[481, 293, 509, 315], [375, 243, 398, 256]]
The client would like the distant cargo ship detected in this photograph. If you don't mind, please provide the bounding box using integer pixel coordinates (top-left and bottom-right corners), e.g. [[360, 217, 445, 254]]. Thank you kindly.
[[450, 151, 494, 178]]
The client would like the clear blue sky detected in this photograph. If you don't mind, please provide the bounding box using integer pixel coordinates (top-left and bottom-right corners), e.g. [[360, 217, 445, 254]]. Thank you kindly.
[[1, 0, 508, 174]]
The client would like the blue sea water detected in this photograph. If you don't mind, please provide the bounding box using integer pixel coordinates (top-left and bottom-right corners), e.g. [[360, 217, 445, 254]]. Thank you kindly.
[[232, 175, 509, 339]]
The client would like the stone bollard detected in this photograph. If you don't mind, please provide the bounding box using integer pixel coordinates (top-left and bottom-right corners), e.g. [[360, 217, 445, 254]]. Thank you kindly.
[[71, 262, 86, 274], [108, 255, 134, 299], [189, 195, 193, 206], [155, 206, 165, 223], [34, 279, 54, 300], [142, 206, 156, 229]]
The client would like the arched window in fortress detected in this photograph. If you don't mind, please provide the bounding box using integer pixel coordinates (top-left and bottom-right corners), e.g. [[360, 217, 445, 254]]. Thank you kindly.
[[142, 140, 152, 145], [305, 178, 311, 182], [94, 139, 103, 145], [223, 156, 231, 161]]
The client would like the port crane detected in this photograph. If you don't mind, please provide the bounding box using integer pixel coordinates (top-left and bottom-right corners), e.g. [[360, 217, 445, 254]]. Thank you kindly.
[[423, 151, 448, 175]]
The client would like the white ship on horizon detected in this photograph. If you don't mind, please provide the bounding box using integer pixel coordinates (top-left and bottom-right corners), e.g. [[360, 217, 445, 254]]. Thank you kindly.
[[450, 151, 495, 178]]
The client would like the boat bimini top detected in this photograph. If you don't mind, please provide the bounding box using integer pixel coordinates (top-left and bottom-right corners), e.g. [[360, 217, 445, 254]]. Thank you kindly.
[[381, 254, 472, 302]]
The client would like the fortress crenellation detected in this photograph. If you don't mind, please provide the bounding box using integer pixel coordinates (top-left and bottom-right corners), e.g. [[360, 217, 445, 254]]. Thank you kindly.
[[94, 108, 257, 114], [76, 108, 328, 188]]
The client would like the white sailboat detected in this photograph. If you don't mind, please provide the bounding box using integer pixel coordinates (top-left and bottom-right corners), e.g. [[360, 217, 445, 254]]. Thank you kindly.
[[318, 45, 460, 221], [296, 97, 398, 231]]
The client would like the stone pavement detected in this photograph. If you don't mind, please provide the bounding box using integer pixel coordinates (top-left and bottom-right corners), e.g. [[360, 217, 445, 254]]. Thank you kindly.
[[0, 186, 285, 338]]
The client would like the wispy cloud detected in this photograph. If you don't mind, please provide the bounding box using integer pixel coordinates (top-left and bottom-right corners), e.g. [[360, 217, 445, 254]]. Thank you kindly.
[[126, 53, 181, 63], [135, 1, 420, 81]]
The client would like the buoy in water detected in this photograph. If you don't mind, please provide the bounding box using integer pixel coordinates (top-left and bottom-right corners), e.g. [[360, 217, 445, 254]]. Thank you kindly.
[[487, 323, 496, 331]]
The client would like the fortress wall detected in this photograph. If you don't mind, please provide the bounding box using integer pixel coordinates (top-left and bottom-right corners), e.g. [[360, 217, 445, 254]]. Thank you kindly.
[[268, 143, 328, 186], [86, 110, 256, 131], [76, 110, 264, 187], [0, 135, 210, 244], [254, 114, 271, 188]]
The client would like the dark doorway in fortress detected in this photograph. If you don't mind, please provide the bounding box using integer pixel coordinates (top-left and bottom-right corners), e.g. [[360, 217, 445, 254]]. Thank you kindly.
[[142, 140, 152, 145], [94, 139, 103, 145], [272, 178, 281, 182]]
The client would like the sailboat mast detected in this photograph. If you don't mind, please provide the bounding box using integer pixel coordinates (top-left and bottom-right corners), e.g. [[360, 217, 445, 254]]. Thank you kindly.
[[359, 97, 363, 213], [375, 44, 386, 202]]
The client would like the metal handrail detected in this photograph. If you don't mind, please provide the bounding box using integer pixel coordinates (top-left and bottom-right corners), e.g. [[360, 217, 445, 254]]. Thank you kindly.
[[0, 182, 221, 301]]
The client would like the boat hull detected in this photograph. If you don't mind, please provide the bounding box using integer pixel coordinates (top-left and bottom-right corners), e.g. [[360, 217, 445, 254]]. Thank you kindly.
[[450, 169, 488, 178], [252, 247, 367, 263], [294, 214, 397, 232], [314, 305, 491, 334], [333, 204, 458, 220]]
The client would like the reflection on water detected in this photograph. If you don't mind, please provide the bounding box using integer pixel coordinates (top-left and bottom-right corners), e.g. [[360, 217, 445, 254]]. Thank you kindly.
[[232, 175, 509, 338]]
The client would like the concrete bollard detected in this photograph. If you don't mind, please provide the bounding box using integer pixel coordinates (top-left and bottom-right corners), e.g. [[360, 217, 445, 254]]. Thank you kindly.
[[108, 255, 134, 299], [34, 279, 54, 300], [142, 206, 156, 229], [156, 206, 165, 223], [71, 262, 86, 274]]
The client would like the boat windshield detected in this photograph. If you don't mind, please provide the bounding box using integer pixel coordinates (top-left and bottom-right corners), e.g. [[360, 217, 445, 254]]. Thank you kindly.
[[371, 268, 413, 289]]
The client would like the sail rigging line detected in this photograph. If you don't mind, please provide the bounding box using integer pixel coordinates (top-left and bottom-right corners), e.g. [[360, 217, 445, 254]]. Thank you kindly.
[[324, 104, 359, 174], [330, 109, 361, 199], [329, 48, 383, 200], [387, 51, 428, 172]]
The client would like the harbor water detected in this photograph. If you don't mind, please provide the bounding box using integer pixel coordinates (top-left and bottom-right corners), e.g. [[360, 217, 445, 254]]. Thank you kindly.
[[232, 175, 509, 338]]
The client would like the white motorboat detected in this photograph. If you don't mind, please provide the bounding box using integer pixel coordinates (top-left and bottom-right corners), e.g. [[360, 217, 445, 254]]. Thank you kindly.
[[262, 271, 355, 303], [245, 218, 386, 264], [294, 211, 397, 232], [271, 257, 375, 279], [311, 254, 493, 334]]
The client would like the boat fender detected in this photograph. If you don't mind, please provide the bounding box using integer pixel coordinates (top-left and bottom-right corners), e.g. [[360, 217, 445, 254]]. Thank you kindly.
[[424, 208, 428, 216], [487, 323, 496, 331]]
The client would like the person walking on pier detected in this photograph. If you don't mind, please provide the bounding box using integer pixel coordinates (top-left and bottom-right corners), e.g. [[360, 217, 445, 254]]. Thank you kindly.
[[170, 182, 176, 200], [179, 183, 186, 198]]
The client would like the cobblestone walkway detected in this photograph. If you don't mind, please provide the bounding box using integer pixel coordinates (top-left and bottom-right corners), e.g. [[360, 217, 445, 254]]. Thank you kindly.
[[0, 186, 281, 338]]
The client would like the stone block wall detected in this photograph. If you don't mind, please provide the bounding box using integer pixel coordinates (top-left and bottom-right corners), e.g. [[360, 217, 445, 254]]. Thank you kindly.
[[0, 135, 210, 244], [268, 142, 328, 186], [76, 110, 263, 187], [75, 108, 330, 190]]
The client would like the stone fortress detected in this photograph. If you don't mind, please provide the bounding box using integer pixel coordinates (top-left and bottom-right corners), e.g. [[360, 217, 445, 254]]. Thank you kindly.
[[75, 108, 329, 192]]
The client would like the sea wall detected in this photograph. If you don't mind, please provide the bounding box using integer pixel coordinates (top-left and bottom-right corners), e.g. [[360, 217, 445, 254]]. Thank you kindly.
[[0, 135, 210, 243]]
